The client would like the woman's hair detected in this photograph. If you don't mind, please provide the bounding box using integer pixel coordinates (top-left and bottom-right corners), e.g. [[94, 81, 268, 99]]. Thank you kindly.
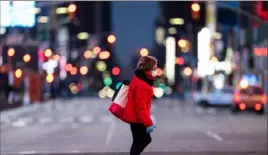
[[137, 56, 157, 71]]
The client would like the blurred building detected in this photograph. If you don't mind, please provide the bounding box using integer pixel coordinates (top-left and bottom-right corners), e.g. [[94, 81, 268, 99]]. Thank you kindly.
[[153, 1, 205, 91], [0, 1, 122, 103], [152, 1, 267, 93]]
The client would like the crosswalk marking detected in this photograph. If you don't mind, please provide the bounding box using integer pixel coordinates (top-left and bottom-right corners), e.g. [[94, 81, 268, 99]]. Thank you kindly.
[[12, 120, 28, 127], [58, 117, 74, 123], [78, 116, 93, 123], [39, 117, 53, 124]]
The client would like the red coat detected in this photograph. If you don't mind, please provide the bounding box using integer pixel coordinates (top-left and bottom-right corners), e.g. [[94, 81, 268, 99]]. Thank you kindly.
[[123, 75, 154, 127]]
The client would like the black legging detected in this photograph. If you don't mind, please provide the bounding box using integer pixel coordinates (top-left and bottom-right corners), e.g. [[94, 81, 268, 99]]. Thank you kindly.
[[130, 123, 152, 155]]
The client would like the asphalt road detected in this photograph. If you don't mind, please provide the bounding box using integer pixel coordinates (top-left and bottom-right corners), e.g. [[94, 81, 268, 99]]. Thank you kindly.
[[0, 98, 267, 155]]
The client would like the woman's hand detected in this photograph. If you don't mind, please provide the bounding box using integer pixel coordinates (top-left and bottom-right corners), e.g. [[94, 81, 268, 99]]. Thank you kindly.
[[146, 125, 156, 133]]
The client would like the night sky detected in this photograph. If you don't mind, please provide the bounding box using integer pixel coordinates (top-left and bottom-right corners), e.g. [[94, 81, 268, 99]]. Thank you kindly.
[[112, 2, 158, 67]]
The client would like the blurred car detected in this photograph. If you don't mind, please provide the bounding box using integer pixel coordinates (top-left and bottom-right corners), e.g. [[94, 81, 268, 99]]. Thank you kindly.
[[193, 87, 234, 107], [231, 84, 267, 114]]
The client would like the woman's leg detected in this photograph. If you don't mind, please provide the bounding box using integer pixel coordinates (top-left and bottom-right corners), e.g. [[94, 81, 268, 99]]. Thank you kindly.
[[130, 123, 152, 155]]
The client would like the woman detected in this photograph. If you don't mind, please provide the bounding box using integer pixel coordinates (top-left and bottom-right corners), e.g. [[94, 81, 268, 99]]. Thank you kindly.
[[123, 56, 158, 155]]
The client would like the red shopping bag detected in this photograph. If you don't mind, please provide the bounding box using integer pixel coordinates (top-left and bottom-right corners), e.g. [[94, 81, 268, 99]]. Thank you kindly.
[[109, 80, 130, 122]]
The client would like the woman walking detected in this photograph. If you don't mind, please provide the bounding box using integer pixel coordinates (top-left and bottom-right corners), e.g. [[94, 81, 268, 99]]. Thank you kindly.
[[123, 56, 158, 155]]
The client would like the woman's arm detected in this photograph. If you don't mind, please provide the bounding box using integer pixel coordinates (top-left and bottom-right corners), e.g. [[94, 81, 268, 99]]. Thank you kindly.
[[134, 86, 153, 127]]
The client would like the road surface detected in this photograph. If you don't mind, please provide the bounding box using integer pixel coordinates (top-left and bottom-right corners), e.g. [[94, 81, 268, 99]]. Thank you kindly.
[[0, 98, 267, 155]]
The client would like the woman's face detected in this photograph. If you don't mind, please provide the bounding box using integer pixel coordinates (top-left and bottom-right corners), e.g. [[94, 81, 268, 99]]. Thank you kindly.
[[151, 65, 158, 77]]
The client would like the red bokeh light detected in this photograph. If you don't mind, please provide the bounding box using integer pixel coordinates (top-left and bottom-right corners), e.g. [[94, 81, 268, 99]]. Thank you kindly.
[[112, 67, 120, 76], [176, 57, 185, 65]]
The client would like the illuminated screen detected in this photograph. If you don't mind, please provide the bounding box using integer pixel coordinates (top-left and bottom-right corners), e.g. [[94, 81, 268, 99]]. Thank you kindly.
[[0, 1, 36, 27]]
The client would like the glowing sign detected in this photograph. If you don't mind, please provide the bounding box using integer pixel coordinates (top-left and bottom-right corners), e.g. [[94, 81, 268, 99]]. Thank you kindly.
[[254, 48, 267, 56], [0, 1, 36, 27]]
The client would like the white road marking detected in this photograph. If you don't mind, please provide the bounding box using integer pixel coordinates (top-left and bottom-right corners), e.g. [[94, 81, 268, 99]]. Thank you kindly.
[[71, 123, 80, 129], [11, 117, 33, 127], [18, 117, 34, 124], [39, 117, 53, 124], [19, 151, 37, 154], [205, 130, 224, 142], [71, 150, 80, 153], [12, 121, 27, 127], [196, 107, 205, 114], [58, 117, 74, 123], [207, 108, 217, 114], [79, 116, 93, 123], [104, 116, 116, 150]]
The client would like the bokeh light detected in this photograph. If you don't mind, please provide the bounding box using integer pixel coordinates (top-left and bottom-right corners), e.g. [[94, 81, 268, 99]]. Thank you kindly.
[[116, 82, 122, 90], [153, 87, 164, 98], [107, 89, 115, 98], [165, 86, 173, 95], [157, 68, 163, 76], [159, 83, 167, 91], [211, 56, 218, 63], [45, 49, 52, 57], [68, 4, 77, 13], [178, 39, 187, 48], [176, 57, 184, 65], [96, 61, 107, 72], [93, 46, 101, 55], [15, 69, 22, 78], [70, 67, 78, 75], [98, 89, 106, 98], [23, 54, 31, 63], [183, 67, 192, 76], [99, 51, 110, 60], [80, 66, 88, 75], [140, 48, 149, 56], [8, 48, 15, 57], [107, 34, 116, 44], [0, 65, 8, 73], [46, 74, 54, 83], [104, 77, 112, 86], [182, 46, 189, 53], [191, 3, 200, 12], [240, 80, 249, 89], [84, 50, 93, 59], [112, 67, 120, 76], [65, 63, 72, 71]]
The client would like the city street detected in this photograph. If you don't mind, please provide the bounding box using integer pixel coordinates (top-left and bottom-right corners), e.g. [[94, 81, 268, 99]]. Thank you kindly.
[[0, 97, 267, 155]]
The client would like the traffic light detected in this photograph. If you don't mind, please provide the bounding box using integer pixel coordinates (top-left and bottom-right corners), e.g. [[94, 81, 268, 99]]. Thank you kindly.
[[191, 2, 200, 20]]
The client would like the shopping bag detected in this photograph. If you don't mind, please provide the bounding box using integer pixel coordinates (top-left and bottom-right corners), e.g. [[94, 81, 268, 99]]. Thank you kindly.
[[109, 80, 130, 121]]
